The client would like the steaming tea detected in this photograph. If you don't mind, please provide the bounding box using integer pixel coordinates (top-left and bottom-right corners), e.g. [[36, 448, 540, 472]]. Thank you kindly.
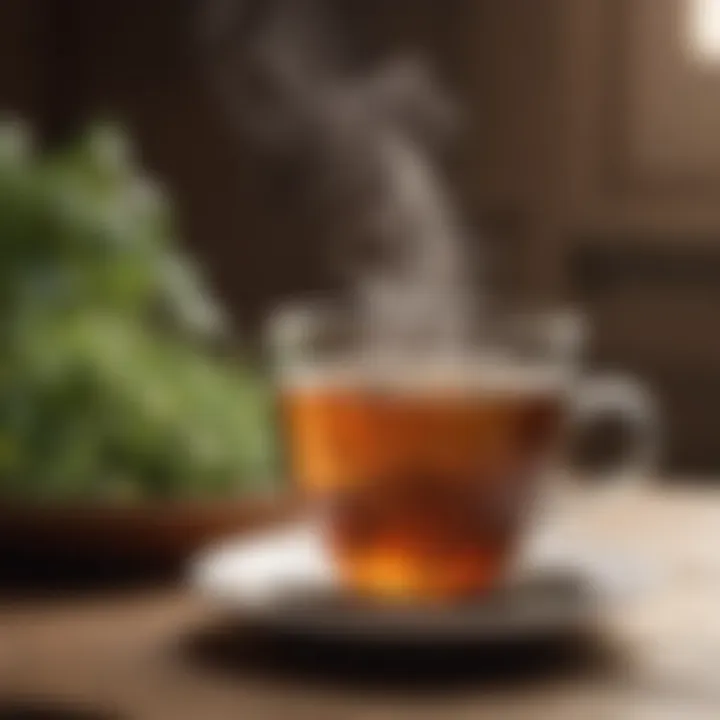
[[282, 361, 564, 600], [217, 0, 657, 603]]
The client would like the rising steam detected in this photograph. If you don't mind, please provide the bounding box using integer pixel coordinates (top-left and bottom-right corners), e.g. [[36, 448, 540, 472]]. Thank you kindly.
[[200, 0, 483, 355]]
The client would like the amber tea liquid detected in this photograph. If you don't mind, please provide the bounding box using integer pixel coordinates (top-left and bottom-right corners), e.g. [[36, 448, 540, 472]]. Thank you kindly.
[[282, 363, 564, 600]]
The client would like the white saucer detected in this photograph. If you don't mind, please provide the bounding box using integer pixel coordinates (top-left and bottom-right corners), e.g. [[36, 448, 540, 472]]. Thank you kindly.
[[190, 521, 655, 644]]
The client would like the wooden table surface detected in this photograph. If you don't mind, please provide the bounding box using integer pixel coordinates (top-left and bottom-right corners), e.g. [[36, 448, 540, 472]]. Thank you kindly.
[[2, 487, 720, 720]]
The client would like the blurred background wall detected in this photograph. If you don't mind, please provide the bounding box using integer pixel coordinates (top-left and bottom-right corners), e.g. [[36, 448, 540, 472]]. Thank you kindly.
[[2, 0, 720, 474]]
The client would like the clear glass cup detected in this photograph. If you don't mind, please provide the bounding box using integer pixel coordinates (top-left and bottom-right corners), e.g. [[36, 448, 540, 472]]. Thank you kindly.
[[267, 301, 659, 601]]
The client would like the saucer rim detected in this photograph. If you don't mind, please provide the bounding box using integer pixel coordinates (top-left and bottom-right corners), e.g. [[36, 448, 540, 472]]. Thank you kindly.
[[188, 522, 618, 644]]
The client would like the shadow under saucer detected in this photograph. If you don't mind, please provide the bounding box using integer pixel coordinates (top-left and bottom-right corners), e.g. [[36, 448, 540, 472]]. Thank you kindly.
[[180, 574, 621, 695]]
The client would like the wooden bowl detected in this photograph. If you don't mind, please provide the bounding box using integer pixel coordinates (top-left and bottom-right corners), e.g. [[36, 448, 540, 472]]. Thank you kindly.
[[0, 494, 299, 587]]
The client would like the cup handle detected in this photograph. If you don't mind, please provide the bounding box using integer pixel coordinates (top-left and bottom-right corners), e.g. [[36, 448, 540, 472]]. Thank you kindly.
[[569, 373, 660, 492]]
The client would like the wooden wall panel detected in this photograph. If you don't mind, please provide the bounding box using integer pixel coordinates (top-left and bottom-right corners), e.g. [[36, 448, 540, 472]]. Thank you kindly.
[[0, 1, 42, 120], [562, 0, 720, 471], [562, 0, 720, 235]]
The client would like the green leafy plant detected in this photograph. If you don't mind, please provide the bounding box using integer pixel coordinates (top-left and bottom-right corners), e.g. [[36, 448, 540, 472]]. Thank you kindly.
[[0, 119, 277, 502]]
